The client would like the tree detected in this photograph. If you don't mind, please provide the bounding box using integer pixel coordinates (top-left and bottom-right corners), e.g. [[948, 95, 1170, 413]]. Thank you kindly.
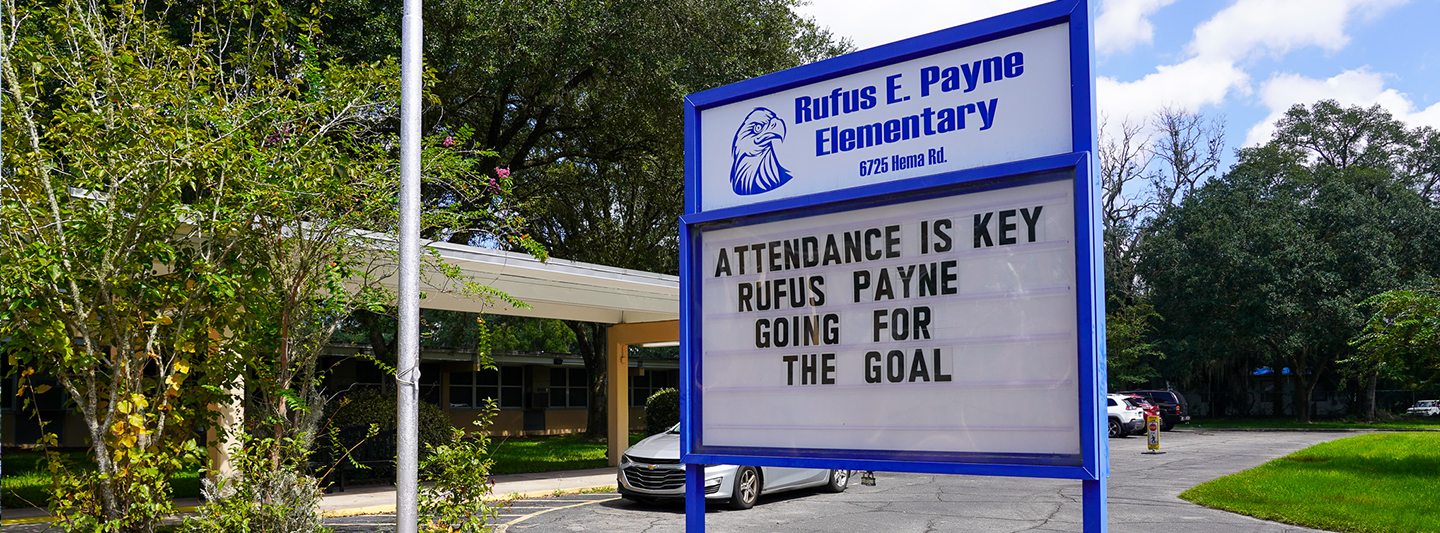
[[1098, 108, 1225, 388], [1352, 283, 1440, 389], [1138, 101, 1438, 423], [302, 0, 851, 437], [2, 0, 258, 526], [1, 0, 533, 528], [1105, 297, 1163, 390], [1100, 108, 1225, 300]]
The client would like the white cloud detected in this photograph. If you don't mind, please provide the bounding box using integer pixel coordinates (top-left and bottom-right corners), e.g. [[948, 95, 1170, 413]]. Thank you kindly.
[[795, 0, 1049, 50], [1099, 0, 1407, 130], [1098, 59, 1249, 127], [1245, 68, 1440, 145], [1095, 0, 1177, 55], [1190, 0, 1364, 60]]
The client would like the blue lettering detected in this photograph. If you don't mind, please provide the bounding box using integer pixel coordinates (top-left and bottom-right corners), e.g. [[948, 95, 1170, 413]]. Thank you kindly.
[[961, 61, 981, 92], [860, 86, 877, 109], [795, 96, 812, 125], [941, 67, 961, 92], [978, 99, 998, 130], [920, 66, 940, 97], [959, 103, 977, 129], [983, 57, 1003, 83], [883, 119, 902, 143], [936, 108, 956, 133], [815, 128, 829, 156], [921, 107, 937, 135], [1004, 52, 1024, 78], [901, 115, 920, 141], [886, 74, 904, 104], [842, 89, 862, 113], [857, 123, 882, 148], [840, 128, 856, 152]]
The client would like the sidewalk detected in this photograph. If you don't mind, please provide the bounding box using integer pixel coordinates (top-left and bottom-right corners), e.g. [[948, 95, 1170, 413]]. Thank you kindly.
[[321, 467, 618, 517], [0, 467, 619, 525]]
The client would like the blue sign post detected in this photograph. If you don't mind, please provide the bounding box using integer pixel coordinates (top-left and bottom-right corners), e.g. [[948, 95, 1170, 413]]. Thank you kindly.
[[680, 1, 1103, 530]]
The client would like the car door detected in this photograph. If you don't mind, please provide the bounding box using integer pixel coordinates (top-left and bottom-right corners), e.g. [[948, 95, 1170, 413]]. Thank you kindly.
[[760, 466, 827, 493]]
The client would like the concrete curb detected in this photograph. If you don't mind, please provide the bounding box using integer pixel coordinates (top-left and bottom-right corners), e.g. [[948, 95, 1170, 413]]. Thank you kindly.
[[0, 483, 620, 525], [317, 484, 619, 518]]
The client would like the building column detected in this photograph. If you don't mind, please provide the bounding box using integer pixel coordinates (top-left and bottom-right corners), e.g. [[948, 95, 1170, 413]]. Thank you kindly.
[[605, 320, 679, 465], [606, 336, 629, 466], [206, 377, 243, 482]]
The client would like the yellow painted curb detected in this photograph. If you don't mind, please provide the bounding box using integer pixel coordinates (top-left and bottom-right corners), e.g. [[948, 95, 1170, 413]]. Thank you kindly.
[[0, 486, 618, 523], [2, 516, 56, 526], [322, 505, 397, 518], [1, 507, 198, 526]]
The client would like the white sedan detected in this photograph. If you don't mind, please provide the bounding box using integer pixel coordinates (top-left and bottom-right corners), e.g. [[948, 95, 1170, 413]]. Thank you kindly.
[[616, 424, 850, 509]]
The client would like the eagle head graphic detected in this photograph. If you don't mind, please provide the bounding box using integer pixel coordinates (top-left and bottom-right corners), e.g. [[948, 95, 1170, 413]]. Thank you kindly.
[[730, 107, 792, 196]]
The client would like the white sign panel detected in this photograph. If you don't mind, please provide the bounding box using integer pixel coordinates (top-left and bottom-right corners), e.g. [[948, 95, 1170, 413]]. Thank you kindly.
[[699, 178, 1079, 456], [699, 24, 1072, 212]]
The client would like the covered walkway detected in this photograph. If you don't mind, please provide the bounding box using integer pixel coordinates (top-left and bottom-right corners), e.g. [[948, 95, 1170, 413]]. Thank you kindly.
[[388, 241, 679, 464]]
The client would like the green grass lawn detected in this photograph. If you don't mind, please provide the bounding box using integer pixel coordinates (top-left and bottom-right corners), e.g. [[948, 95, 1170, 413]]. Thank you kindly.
[[1180, 432, 1440, 533], [1, 450, 202, 509], [1190, 416, 1440, 431], [486, 432, 645, 475]]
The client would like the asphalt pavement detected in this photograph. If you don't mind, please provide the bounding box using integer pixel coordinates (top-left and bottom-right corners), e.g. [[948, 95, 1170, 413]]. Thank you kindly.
[[473, 429, 1350, 533], [2, 429, 1360, 532]]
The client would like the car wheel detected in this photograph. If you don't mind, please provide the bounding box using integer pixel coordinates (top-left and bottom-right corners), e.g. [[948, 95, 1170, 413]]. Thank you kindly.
[[1108, 418, 1125, 438], [1160, 418, 1175, 431], [728, 466, 760, 510], [821, 469, 849, 493]]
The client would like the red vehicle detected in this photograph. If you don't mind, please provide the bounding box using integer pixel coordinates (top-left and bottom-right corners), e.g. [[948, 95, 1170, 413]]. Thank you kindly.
[[1125, 395, 1160, 420], [1119, 390, 1192, 431]]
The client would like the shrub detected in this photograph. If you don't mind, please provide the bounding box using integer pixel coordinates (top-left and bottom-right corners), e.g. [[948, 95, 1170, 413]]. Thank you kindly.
[[183, 436, 327, 533], [419, 403, 501, 533], [322, 391, 454, 481], [645, 388, 680, 435]]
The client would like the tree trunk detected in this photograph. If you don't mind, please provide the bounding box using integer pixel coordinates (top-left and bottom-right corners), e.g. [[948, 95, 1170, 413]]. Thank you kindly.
[[1289, 354, 1324, 424], [358, 309, 398, 393], [1270, 368, 1284, 417], [565, 321, 609, 439], [1290, 369, 1310, 423], [1365, 370, 1378, 423]]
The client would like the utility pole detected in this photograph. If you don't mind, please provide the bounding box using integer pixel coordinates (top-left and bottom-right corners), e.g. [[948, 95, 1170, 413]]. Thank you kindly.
[[396, 0, 423, 527]]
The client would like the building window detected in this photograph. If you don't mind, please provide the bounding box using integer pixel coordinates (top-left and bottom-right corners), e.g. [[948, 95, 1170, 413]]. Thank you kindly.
[[549, 367, 589, 409], [450, 366, 523, 409], [631, 369, 677, 407], [419, 363, 441, 406]]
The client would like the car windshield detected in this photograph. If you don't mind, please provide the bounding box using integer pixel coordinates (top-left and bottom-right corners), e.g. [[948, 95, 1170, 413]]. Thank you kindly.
[[666, 423, 680, 434], [1418, 401, 1437, 408]]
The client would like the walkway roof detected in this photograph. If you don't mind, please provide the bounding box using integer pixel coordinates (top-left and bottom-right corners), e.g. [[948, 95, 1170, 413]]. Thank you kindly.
[[400, 241, 679, 324]]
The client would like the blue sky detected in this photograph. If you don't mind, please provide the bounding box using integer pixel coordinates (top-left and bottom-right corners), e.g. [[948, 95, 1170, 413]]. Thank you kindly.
[[797, 0, 1440, 163]]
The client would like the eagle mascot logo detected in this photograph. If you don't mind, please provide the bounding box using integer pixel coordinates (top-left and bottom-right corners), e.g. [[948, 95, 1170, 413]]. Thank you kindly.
[[730, 107, 793, 195]]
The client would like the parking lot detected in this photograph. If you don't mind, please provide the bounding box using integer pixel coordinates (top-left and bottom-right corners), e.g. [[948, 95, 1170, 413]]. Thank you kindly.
[[344, 429, 1349, 533], [2, 429, 1355, 533]]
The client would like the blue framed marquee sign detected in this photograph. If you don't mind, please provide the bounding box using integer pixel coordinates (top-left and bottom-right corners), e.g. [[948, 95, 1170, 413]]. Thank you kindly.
[[679, 0, 1106, 529]]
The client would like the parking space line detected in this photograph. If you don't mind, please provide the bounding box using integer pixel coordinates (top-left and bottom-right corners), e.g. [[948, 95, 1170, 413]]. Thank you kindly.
[[494, 496, 620, 533]]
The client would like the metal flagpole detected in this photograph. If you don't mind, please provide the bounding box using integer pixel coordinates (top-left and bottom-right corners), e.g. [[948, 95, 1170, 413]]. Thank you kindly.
[[396, 0, 423, 526]]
